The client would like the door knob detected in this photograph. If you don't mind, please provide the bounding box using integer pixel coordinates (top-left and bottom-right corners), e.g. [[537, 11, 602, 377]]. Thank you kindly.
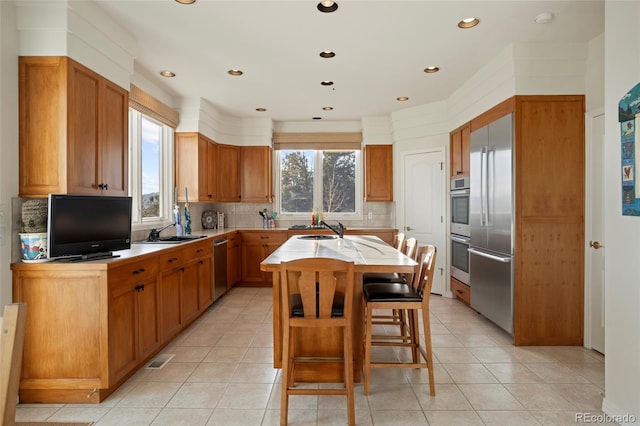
[[589, 241, 603, 249], [405, 226, 414, 231]]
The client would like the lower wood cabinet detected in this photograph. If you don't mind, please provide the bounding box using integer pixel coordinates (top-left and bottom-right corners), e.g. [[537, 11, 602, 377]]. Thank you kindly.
[[108, 258, 161, 384], [227, 231, 240, 289], [11, 238, 215, 404], [240, 231, 287, 283], [450, 276, 471, 307]]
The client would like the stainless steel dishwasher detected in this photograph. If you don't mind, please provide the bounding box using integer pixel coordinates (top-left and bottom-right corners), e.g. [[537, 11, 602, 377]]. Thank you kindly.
[[213, 237, 228, 301]]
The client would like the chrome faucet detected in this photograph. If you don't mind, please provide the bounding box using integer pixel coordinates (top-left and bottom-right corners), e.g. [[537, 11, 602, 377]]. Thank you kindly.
[[147, 223, 175, 241], [319, 220, 345, 238]]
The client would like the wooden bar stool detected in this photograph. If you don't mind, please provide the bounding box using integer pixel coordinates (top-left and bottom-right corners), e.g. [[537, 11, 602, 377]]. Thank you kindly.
[[279, 258, 356, 426], [362, 245, 437, 396]]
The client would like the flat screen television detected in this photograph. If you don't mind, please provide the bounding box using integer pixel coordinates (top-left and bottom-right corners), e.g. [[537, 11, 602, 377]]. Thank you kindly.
[[47, 194, 132, 260]]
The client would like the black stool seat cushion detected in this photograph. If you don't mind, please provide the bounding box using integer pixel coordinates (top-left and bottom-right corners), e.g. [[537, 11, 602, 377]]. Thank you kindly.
[[363, 282, 422, 302], [362, 272, 405, 285], [290, 294, 344, 317]]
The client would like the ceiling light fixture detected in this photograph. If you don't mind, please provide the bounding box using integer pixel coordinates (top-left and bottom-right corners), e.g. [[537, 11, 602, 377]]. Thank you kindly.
[[227, 69, 243, 76], [174, 0, 196, 4], [160, 70, 176, 77], [320, 80, 334, 86], [319, 50, 336, 58], [534, 12, 554, 24], [317, 1, 338, 13], [256, 108, 267, 112], [458, 17, 480, 29], [322, 106, 334, 111], [397, 96, 409, 102], [424, 66, 440, 73]]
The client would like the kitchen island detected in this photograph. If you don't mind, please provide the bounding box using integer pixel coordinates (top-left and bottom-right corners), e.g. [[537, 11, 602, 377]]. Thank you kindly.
[[260, 235, 417, 382]]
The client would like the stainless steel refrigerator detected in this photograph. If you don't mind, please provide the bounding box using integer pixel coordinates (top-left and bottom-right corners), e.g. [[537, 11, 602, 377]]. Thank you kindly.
[[468, 113, 514, 335]]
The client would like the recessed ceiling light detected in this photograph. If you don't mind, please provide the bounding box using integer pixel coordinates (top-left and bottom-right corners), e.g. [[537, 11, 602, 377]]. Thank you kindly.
[[228, 69, 243, 76], [396, 96, 409, 102], [312, 117, 323, 120], [424, 66, 440, 74], [160, 70, 176, 77], [175, 0, 196, 4], [322, 106, 334, 111], [317, 1, 338, 13], [534, 12, 554, 24], [320, 80, 334, 86], [320, 50, 336, 58], [458, 17, 480, 28], [256, 108, 267, 112]]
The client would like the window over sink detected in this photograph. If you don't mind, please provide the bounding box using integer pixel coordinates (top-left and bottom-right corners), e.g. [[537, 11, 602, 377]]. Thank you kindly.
[[276, 149, 362, 219]]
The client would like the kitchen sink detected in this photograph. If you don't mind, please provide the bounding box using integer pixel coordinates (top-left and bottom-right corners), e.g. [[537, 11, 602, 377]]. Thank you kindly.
[[135, 235, 207, 244], [297, 235, 337, 240]]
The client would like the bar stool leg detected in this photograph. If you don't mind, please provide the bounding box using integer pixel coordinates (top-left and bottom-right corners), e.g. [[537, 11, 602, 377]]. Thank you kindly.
[[421, 307, 435, 396], [363, 303, 374, 396]]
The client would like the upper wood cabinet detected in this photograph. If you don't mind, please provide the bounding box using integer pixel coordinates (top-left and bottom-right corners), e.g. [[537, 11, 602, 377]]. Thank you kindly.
[[450, 122, 470, 178], [241, 146, 272, 202], [217, 144, 241, 202], [364, 144, 393, 201], [19, 56, 128, 198], [175, 132, 217, 202]]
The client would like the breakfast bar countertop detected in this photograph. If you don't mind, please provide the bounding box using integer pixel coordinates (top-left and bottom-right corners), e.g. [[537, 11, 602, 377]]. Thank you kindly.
[[260, 235, 417, 274]]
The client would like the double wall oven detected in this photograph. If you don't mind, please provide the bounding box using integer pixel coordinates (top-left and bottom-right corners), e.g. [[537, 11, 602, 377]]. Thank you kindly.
[[450, 177, 470, 285]]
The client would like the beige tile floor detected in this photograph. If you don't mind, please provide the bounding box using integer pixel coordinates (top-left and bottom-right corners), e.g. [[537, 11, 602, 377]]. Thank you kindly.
[[15, 287, 609, 425]]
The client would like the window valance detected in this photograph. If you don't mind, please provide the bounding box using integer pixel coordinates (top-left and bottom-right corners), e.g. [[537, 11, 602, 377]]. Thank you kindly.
[[273, 132, 362, 150], [129, 84, 179, 128]]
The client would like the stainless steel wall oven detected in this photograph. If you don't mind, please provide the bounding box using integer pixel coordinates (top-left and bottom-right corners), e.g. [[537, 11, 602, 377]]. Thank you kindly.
[[450, 177, 470, 237], [450, 234, 470, 284]]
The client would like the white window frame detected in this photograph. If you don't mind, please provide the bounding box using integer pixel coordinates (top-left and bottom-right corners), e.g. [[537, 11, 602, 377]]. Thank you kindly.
[[128, 108, 175, 231], [274, 149, 363, 220]]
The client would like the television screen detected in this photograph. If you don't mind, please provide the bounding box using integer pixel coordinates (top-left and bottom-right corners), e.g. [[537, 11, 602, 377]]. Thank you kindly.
[[47, 194, 132, 260]]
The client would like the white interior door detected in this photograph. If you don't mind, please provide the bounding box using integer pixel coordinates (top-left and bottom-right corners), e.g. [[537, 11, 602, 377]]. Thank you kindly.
[[401, 150, 446, 295], [587, 112, 605, 354]]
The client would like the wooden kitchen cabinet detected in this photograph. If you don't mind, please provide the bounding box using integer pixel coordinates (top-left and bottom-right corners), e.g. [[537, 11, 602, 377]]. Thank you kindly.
[[175, 132, 218, 201], [158, 240, 214, 340], [19, 56, 128, 198], [241, 146, 273, 202], [364, 144, 393, 201], [108, 258, 161, 383], [450, 277, 470, 306], [240, 231, 287, 283], [217, 144, 241, 202], [450, 122, 470, 177], [227, 231, 240, 289], [11, 238, 216, 404]]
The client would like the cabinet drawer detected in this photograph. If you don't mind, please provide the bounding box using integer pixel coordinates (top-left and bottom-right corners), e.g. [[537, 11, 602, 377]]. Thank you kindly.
[[110, 258, 158, 283], [158, 248, 184, 271], [182, 239, 211, 260], [241, 231, 287, 245], [450, 277, 470, 306]]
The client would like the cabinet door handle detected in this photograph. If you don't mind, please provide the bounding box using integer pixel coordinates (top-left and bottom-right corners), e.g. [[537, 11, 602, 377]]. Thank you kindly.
[[196, 248, 204, 253], [199, 260, 204, 265], [168, 257, 178, 263], [133, 268, 145, 275]]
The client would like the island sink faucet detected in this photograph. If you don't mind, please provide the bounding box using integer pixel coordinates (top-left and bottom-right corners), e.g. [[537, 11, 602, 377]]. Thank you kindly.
[[319, 220, 345, 238]]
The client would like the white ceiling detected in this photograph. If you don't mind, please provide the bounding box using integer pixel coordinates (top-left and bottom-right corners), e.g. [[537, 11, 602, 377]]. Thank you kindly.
[[94, 0, 604, 122]]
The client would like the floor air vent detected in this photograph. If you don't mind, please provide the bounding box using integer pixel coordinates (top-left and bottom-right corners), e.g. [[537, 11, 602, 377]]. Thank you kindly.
[[145, 353, 174, 369]]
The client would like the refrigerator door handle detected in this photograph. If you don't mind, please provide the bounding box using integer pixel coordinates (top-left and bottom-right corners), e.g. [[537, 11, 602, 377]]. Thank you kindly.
[[486, 147, 494, 225], [468, 247, 511, 263], [480, 147, 487, 226]]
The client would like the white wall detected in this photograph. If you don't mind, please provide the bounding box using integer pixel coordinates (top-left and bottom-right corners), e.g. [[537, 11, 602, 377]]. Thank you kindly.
[[0, 1, 19, 308], [602, 1, 640, 421]]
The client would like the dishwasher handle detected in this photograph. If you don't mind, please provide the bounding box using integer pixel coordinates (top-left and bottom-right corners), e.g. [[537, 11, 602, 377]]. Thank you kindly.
[[213, 238, 228, 247]]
